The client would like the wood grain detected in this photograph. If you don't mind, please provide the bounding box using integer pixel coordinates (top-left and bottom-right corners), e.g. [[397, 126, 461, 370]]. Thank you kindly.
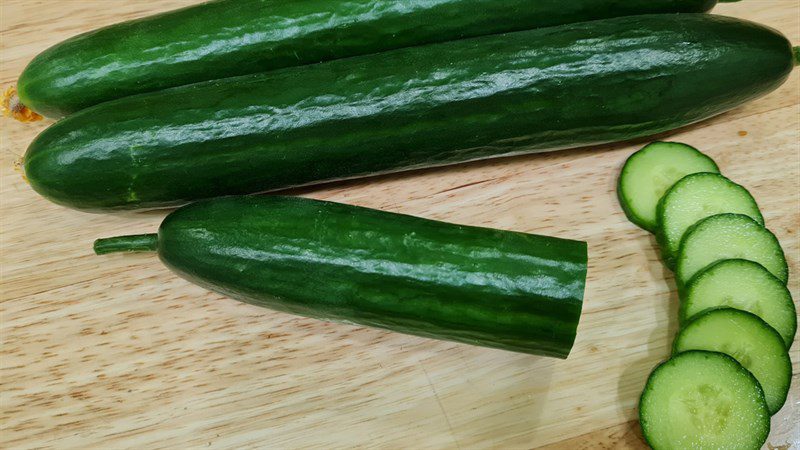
[[1, 1, 798, 449]]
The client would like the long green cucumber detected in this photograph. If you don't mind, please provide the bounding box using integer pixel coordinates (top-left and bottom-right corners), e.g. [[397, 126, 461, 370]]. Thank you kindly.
[[93, 196, 588, 358], [16, 0, 724, 118], [24, 15, 797, 211]]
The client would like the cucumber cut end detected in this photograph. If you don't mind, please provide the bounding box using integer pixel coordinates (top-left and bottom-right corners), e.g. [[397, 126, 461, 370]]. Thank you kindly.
[[681, 259, 797, 348], [675, 213, 788, 287], [674, 308, 792, 415], [657, 173, 762, 267], [640, 350, 769, 450], [618, 142, 718, 232]]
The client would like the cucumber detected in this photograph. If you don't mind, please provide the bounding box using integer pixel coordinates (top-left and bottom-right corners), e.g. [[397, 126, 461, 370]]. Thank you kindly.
[[24, 15, 798, 211], [16, 0, 722, 118], [675, 214, 788, 287], [681, 259, 796, 348], [618, 142, 719, 232], [639, 350, 770, 450], [657, 173, 762, 267], [93, 196, 588, 358], [673, 308, 792, 415]]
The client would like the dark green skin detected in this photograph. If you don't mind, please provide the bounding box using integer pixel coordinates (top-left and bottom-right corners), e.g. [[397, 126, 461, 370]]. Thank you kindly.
[[95, 196, 588, 358], [17, 0, 720, 117], [25, 14, 796, 211]]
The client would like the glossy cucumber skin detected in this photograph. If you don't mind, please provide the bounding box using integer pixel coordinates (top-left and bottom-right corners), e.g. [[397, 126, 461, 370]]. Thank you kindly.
[[25, 14, 795, 211], [17, 0, 718, 117], [154, 196, 587, 358]]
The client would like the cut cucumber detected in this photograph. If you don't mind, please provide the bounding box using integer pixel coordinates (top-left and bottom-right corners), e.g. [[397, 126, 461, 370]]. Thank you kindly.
[[93, 196, 588, 357], [657, 173, 762, 268], [618, 142, 719, 232], [675, 213, 788, 287], [681, 259, 796, 348], [639, 350, 769, 450], [673, 308, 792, 415]]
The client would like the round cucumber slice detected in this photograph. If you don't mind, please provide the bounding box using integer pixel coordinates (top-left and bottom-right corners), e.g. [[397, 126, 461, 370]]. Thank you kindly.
[[675, 213, 787, 287], [681, 259, 796, 348], [618, 142, 719, 232], [673, 308, 791, 415], [657, 173, 762, 268], [639, 350, 769, 450]]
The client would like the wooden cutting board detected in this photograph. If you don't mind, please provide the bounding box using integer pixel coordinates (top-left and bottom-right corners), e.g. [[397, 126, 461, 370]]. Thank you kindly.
[[1, 1, 797, 448]]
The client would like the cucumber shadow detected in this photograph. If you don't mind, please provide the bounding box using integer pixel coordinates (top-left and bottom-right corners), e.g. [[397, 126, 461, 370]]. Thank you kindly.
[[400, 339, 557, 445], [615, 234, 680, 429], [293, 323, 557, 446]]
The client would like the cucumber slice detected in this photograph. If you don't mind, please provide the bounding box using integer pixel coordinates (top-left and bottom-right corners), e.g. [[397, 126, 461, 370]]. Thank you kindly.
[[618, 142, 719, 232], [657, 173, 762, 268], [681, 259, 796, 348], [639, 350, 769, 450], [673, 308, 792, 415], [675, 213, 787, 287]]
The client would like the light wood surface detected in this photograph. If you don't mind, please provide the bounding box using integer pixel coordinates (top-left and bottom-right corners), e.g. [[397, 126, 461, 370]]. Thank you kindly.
[[1, 1, 798, 449]]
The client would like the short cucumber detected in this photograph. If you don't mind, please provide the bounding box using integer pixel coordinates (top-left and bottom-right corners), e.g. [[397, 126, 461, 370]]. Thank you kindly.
[[675, 214, 788, 287], [24, 15, 797, 211], [673, 308, 792, 415], [93, 196, 588, 358], [16, 0, 723, 118], [639, 350, 769, 450], [657, 173, 762, 267], [681, 259, 796, 348], [618, 142, 719, 232]]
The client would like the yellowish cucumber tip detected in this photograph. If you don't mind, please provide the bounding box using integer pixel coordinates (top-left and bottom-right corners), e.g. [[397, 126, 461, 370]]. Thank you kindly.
[[13, 157, 29, 185], [2, 85, 43, 123]]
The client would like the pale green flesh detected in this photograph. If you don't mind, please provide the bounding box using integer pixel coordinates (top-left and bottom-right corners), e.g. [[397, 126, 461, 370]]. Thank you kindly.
[[682, 259, 796, 348], [676, 214, 787, 286], [619, 142, 719, 232], [659, 173, 762, 264], [674, 309, 791, 415], [640, 351, 769, 450]]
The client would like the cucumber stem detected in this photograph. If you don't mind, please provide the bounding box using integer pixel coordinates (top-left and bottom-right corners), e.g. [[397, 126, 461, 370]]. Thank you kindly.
[[794, 46, 800, 66], [94, 234, 158, 255]]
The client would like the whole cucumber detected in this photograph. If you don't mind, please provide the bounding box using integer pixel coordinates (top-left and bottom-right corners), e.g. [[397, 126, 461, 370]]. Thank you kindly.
[[17, 0, 721, 117], [94, 196, 588, 358], [24, 15, 797, 211]]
